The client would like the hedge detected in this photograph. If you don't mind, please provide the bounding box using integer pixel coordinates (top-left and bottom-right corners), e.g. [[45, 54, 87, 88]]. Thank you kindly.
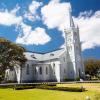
[[35, 85, 85, 92], [0, 84, 85, 92]]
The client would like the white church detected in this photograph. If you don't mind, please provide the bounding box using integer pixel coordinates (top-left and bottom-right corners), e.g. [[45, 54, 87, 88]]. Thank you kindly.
[[5, 10, 85, 83]]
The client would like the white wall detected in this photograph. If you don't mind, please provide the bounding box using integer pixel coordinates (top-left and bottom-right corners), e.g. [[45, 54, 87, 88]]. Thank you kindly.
[[5, 69, 16, 82], [21, 61, 34, 82], [59, 52, 69, 81], [33, 64, 51, 81], [50, 60, 61, 82], [14, 65, 21, 83]]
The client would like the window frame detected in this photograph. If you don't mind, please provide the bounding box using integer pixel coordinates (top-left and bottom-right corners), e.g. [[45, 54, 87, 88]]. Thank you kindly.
[[26, 64, 30, 75], [39, 67, 42, 75], [46, 67, 48, 75]]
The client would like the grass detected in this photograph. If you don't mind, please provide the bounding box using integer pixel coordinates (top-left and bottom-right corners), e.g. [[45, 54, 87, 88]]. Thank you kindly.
[[0, 83, 100, 100]]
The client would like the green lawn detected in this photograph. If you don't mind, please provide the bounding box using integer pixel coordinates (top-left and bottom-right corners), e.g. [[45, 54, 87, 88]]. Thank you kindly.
[[0, 83, 100, 100]]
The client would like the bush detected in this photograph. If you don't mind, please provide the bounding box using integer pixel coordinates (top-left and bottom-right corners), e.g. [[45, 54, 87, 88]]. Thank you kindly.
[[0, 84, 36, 89], [35, 85, 85, 92], [0, 85, 14, 89], [14, 85, 35, 90], [75, 77, 80, 81], [0, 84, 85, 92], [64, 78, 74, 81]]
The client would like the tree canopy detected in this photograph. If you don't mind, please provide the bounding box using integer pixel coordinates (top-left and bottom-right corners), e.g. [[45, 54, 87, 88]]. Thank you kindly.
[[84, 59, 100, 77], [0, 38, 27, 80]]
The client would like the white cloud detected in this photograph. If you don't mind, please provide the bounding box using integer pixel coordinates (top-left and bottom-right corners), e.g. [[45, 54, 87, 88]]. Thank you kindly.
[[0, 7, 22, 26], [74, 11, 100, 50], [0, 0, 100, 51], [43, 0, 100, 51], [41, 0, 71, 30], [24, 1, 42, 21], [16, 23, 51, 45], [29, 1, 42, 14], [10, 4, 20, 15], [60, 11, 100, 51], [79, 10, 93, 18]]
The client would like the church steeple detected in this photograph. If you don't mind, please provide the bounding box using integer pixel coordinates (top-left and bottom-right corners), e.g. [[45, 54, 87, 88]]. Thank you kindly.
[[64, 7, 85, 80], [69, 9, 75, 28]]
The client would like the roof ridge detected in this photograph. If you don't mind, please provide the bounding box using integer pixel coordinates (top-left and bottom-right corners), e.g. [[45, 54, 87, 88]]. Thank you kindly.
[[26, 48, 64, 54]]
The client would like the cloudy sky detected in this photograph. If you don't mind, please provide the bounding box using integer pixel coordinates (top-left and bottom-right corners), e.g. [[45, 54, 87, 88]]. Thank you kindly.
[[0, 0, 100, 59]]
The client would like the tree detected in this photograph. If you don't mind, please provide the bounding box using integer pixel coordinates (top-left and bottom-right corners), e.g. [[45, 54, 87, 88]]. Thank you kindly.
[[84, 59, 100, 77], [0, 38, 27, 81]]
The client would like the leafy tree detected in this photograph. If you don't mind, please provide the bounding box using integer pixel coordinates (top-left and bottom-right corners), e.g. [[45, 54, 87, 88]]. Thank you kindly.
[[0, 38, 27, 82], [84, 59, 100, 77]]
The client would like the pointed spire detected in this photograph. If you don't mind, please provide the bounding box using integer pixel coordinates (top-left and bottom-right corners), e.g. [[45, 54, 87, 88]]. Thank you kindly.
[[69, 9, 75, 28]]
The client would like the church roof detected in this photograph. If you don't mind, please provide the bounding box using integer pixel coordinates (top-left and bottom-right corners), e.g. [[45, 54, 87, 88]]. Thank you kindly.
[[24, 48, 65, 61]]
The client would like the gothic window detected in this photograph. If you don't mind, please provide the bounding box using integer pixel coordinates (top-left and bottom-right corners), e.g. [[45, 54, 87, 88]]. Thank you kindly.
[[78, 69, 81, 77], [39, 67, 42, 75], [53, 63, 55, 74], [46, 67, 48, 74], [26, 64, 29, 75]]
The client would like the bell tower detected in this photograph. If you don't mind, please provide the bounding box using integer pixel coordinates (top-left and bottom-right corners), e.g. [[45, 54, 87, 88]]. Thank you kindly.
[[64, 10, 85, 79]]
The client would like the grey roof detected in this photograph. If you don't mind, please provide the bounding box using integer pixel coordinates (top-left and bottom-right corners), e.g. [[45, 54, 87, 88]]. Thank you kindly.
[[23, 52, 38, 61], [24, 48, 65, 61]]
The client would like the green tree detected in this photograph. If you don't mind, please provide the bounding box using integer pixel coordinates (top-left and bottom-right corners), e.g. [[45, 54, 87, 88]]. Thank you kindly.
[[0, 38, 27, 82], [84, 59, 100, 77]]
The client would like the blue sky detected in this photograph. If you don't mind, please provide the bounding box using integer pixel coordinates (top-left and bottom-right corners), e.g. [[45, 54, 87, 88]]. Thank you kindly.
[[0, 0, 100, 59]]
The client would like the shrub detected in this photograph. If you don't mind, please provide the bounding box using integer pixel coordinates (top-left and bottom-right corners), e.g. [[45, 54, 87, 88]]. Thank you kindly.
[[64, 78, 74, 81], [75, 77, 80, 81], [0, 84, 85, 92], [0, 85, 14, 89], [0, 84, 36, 89], [14, 85, 35, 90], [35, 85, 85, 92]]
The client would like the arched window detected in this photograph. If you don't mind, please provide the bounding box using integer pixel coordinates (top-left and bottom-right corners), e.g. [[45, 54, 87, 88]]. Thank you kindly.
[[53, 63, 55, 74], [39, 67, 42, 75], [46, 67, 48, 74], [26, 64, 29, 75]]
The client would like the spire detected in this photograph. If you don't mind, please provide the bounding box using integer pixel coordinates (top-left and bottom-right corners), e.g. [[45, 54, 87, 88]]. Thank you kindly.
[[69, 9, 75, 28]]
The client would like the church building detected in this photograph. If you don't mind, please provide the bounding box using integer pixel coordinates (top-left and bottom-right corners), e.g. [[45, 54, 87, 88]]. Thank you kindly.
[[5, 9, 85, 83]]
